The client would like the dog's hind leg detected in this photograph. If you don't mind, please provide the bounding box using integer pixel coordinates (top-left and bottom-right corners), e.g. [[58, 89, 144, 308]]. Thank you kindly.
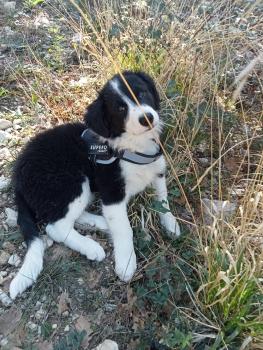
[[75, 212, 108, 231], [46, 181, 105, 261], [10, 191, 45, 300], [10, 238, 45, 300], [47, 224, 105, 261]]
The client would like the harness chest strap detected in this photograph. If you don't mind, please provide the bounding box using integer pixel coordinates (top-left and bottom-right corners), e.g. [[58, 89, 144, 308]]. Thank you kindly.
[[81, 128, 162, 165]]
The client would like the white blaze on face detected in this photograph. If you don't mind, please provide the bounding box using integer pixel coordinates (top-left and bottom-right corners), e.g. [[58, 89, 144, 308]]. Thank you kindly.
[[110, 80, 159, 135]]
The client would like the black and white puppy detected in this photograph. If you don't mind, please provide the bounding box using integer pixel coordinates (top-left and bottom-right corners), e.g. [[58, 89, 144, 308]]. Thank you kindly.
[[10, 71, 180, 299]]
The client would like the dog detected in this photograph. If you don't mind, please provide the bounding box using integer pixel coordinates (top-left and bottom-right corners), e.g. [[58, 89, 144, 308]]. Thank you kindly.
[[9, 71, 181, 299]]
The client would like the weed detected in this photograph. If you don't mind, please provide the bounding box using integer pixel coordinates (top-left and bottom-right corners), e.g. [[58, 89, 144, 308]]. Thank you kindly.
[[23, 0, 44, 10], [54, 330, 86, 350], [0, 87, 9, 97]]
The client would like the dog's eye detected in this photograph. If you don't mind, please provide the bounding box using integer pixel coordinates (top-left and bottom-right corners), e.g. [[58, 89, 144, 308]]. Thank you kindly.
[[119, 105, 126, 112], [139, 91, 147, 99]]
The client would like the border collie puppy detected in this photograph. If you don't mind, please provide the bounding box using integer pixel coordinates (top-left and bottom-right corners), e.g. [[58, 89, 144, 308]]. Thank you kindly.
[[10, 71, 180, 299]]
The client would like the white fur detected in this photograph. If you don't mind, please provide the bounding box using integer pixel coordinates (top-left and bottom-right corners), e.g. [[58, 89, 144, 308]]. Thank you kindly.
[[105, 82, 180, 281], [103, 202, 136, 281], [9, 238, 45, 300], [111, 80, 160, 135], [46, 179, 105, 261], [76, 211, 108, 231]]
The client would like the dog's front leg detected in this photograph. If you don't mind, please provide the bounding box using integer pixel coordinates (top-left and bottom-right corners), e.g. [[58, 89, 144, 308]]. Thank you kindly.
[[153, 174, 181, 238], [103, 201, 136, 281]]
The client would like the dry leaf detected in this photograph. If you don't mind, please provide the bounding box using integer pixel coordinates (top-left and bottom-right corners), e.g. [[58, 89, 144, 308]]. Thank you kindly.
[[75, 315, 93, 348], [0, 306, 22, 336], [57, 291, 71, 315], [37, 341, 53, 350], [88, 270, 103, 289], [49, 245, 72, 261]]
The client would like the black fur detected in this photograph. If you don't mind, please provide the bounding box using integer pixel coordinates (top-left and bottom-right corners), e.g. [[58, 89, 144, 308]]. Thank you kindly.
[[13, 71, 159, 245], [84, 70, 160, 138]]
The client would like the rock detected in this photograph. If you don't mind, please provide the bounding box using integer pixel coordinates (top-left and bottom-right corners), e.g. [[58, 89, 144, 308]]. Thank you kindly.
[[35, 307, 45, 320], [93, 340, 119, 350], [69, 77, 89, 87], [0, 250, 10, 266], [0, 271, 8, 277], [198, 157, 209, 166], [5, 208, 18, 227], [0, 288, 12, 306], [0, 130, 11, 143], [64, 325, 70, 332], [0, 337, 8, 346], [8, 254, 21, 267], [0, 176, 10, 191], [34, 13, 51, 28], [202, 198, 237, 225], [0, 148, 11, 160], [0, 119, 12, 130], [52, 323, 57, 329], [2, 1, 16, 13], [27, 321, 37, 331], [2, 241, 15, 254], [13, 118, 22, 125]]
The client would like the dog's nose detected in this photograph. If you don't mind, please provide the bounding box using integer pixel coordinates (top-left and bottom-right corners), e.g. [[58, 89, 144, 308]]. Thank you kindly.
[[139, 113, 154, 127]]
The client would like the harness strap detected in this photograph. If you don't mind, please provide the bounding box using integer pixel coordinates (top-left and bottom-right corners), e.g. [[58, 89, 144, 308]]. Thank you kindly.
[[81, 128, 162, 165]]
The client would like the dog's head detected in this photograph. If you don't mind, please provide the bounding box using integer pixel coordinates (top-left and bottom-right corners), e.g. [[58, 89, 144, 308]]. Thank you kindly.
[[84, 71, 160, 138]]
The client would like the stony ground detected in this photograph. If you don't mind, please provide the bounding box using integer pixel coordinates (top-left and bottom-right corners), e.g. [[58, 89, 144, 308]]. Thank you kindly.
[[0, 0, 262, 349]]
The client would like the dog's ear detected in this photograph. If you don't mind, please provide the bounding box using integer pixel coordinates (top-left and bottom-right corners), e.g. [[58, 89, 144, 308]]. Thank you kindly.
[[136, 71, 160, 110], [84, 97, 110, 138]]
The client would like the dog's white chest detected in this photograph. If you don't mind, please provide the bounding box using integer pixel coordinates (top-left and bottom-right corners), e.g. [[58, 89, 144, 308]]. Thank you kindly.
[[121, 156, 166, 200]]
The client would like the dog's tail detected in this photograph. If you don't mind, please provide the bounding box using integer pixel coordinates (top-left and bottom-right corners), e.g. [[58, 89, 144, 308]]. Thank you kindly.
[[9, 191, 45, 300]]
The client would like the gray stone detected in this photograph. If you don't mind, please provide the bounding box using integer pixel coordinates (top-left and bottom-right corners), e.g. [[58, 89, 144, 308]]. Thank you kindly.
[[8, 254, 21, 267], [0, 148, 11, 160], [0, 288, 12, 306], [0, 119, 12, 130], [0, 130, 11, 143], [27, 321, 37, 331], [2, 1, 16, 13], [93, 340, 119, 350], [2, 241, 15, 253], [202, 198, 237, 225], [0, 250, 10, 266], [0, 176, 10, 191], [5, 208, 18, 227]]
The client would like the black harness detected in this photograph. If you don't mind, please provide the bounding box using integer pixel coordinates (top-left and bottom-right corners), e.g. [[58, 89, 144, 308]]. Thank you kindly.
[[81, 129, 162, 165]]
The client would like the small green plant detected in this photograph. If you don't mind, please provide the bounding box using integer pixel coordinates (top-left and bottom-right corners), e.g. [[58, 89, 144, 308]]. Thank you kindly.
[[23, 0, 44, 9], [0, 87, 9, 97], [54, 330, 86, 350], [41, 321, 53, 339], [161, 328, 192, 349], [198, 240, 263, 348]]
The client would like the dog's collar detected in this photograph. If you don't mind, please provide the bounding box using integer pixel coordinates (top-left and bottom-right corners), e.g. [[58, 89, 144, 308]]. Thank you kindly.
[[81, 128, 162, 165]]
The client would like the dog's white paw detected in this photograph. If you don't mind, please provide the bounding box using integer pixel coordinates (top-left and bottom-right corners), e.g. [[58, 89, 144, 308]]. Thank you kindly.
[[10, 273, 34, 300], [115, 249, 137, 282], [77, 213, 108, 231], [161, 212, 181, 238], [84, 237, 106, 262], [10, 238, 44, 300], [90, 216, 108, 231], [9, 257, 43, 300]]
